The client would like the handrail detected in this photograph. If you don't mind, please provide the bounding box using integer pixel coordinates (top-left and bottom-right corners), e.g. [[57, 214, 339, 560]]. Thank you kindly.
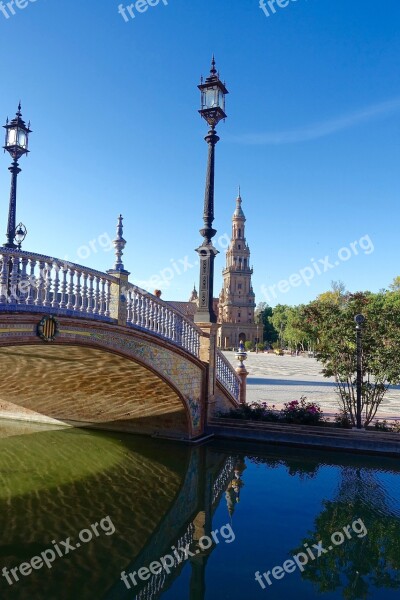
[[125, 283, 201, 358], [0, 248, 116, 320], [216, 349, 240, 402]]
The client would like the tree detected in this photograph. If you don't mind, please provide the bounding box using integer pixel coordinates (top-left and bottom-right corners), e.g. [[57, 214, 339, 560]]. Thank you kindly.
[[302, 291, 400, 426], [389, 276, 400, 292], [254, 302, 278, 346]]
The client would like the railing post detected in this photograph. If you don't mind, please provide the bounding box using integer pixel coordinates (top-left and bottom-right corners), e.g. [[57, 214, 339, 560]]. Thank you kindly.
[[197, 323, 219, 420], [235, 365, 248, 405], [107, 270, 130, 326]]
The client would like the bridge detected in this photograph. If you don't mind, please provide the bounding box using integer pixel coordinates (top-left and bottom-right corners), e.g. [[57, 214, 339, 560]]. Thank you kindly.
[[0, 217, 243, 440]]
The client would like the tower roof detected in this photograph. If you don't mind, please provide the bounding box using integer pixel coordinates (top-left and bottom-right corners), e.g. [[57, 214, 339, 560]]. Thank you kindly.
[[233, 189, 245, 220]]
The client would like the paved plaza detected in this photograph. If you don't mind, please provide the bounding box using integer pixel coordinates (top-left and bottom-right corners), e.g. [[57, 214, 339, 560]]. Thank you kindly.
[[224, 352, 400, 421]]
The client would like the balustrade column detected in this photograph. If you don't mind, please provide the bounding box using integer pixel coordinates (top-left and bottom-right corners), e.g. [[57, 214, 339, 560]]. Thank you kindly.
[[0, 256, 9, 304], [26, 259, 36, 305], [34, 261, 45, 306]]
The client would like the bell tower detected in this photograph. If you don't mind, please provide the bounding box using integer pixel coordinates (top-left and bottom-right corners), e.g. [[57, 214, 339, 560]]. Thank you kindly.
[[218, 190, 257, 349]]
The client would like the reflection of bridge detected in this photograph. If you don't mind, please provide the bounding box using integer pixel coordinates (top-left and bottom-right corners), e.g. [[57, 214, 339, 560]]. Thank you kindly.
[[0, 219, 242, 440], [105, 447, 238, 600]]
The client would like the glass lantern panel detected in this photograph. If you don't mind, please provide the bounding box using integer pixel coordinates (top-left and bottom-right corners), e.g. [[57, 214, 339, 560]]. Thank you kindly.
[[17, 128, 27, 148], [203, 86, 219, 109], [7, 128, 17, 146]]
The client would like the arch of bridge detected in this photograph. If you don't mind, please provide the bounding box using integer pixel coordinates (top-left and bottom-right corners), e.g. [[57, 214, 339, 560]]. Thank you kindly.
[[0, 314, 206, 438]]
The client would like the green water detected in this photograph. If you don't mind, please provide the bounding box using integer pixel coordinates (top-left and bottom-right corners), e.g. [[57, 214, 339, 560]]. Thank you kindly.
[[0, 422, 399, 600]]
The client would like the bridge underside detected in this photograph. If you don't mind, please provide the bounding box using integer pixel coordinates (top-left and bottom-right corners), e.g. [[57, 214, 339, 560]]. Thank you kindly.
[[0, 345, 189, 437]]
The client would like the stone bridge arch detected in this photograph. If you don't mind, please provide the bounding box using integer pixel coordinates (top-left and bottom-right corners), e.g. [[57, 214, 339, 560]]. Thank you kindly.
[[0, 314, 207, 439]]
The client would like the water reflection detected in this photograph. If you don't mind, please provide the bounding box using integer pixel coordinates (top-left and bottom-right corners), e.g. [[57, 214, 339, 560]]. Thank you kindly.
[[0, 424, 399, 600]]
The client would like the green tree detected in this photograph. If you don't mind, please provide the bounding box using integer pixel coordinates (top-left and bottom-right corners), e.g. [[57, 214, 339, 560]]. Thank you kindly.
[[254, 302, 278, 346], [389, 276, 400, 292], [302, 291, 400, 426]]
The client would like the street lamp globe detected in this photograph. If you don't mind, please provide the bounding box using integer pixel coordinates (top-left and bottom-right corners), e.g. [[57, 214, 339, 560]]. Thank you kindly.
[[198, 56, 229, 128], [14, 222, 27, 248], [3, 103, 31, 161]]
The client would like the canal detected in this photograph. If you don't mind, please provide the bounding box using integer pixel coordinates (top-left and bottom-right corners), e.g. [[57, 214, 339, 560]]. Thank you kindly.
[[0, 421, 399, 599]]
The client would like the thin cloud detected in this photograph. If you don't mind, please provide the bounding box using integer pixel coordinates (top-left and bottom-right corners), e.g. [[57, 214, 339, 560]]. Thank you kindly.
[[229, 98, 400, 145]]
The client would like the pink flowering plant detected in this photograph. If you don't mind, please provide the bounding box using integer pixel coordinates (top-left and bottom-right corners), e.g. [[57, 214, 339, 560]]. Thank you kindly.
[[217, 397, 324, 425], [281, 396, 323, 425]]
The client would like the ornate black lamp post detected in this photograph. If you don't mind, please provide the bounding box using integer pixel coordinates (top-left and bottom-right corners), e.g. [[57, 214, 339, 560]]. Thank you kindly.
[[354, 314, 365, 429], [3, 103, 31, 249], [194, 57, 228, 323]]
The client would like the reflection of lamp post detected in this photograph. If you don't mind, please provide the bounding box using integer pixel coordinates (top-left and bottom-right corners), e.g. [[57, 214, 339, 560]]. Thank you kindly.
[[354, 314, 365, 429], [256, 323, 259, 353], [3, 104, 31, 248], [194, 57, 228, 324]]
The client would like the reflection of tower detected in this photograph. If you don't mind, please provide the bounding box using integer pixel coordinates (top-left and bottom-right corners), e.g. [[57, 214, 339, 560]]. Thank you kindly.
[[225, 458, 246, 520], [218, 191, 257, 349]]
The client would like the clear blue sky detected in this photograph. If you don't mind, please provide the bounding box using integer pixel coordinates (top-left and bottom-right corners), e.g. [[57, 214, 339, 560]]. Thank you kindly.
[[0, 0, 399, 306]]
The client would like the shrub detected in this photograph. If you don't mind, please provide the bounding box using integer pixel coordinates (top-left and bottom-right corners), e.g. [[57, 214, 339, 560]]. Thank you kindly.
[[244, 341, 254, 351], [334, 410, 353, 429], [374, 419, 400, 433], [281, 396, 324, 425]]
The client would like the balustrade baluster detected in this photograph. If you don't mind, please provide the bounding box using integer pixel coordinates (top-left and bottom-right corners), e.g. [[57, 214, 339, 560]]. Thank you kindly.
[[59, 266, 68, 308], [26, 259, 36, 305], [66, 269, 75, 310], [51, 263, 60, 308], [81, 272, 88, 313], [126, 289, 133, 323], [73, 270, 82, 312], [0, 255, 9, 304], [93, 277, 100, 314], [99, 278, 106, 316], [34, 261, 45, 306], [105, 280, 111, 318], [43, 262, 53, 307], [87, 275, 94, 314]]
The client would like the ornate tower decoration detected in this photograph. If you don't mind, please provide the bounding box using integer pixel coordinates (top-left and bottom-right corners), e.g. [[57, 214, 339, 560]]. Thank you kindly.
[[194, 57, 229, 323], [218, 190, 257, 349], [112, 214, 127, 272]]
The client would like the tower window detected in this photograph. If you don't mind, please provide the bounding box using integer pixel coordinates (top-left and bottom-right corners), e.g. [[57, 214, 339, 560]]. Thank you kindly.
[[238, 228, 242, 237], [238, 284, 242, 289], [238, 312, 241, 317], [238, 244, 241, 249]]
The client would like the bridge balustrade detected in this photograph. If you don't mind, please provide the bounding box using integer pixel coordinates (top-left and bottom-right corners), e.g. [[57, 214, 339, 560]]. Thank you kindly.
[[125, 284, 201, 358], [0, 249, 116, 320], [216, 349, 241, 401]]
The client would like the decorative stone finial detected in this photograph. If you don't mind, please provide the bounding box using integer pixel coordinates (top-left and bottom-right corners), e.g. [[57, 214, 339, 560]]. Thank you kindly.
[[112, 214, 126, 271]]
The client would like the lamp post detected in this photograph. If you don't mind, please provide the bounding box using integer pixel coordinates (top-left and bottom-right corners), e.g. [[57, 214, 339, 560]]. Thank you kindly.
[[194, 57, 228, 324], [354, 314, 365, 429], [3, 103, 31, 249]]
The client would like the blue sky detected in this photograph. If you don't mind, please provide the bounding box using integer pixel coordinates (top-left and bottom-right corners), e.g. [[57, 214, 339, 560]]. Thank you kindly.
[[0, 0, 399, 306]]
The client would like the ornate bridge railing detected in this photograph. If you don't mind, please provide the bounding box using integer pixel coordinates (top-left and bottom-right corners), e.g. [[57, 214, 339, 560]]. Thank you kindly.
[[0, 248, 202, 359], [216, 349, 240, 402], [125, 284, 201, 358], [0, 248, 116, 321]]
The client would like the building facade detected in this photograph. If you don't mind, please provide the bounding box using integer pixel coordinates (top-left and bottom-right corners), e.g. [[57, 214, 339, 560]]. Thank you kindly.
[[217, 192, 257, 349]]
